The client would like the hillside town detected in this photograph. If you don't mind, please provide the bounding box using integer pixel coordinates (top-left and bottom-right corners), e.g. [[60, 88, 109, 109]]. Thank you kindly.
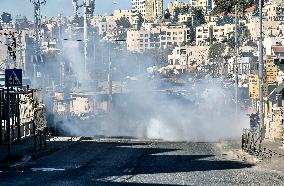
[[1, 0, 284, 185]]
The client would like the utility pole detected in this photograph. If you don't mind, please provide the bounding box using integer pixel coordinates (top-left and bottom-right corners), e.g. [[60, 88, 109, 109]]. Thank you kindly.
[[234, 4, 239, 116], [108, 46, 112, 113], [258, 0, 264, 140], [83, 0, 95, 74], [18, 31, 24, 73], [72, 0, 82, 19], [30, 0, 46, 84]]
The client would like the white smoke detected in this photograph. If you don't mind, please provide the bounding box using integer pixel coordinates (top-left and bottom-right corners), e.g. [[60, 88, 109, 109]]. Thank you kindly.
[[54, 33, 248, 142], [57, 76, 248, 142]]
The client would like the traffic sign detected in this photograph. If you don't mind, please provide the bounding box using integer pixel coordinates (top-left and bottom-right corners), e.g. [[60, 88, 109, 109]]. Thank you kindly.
[[5, 69, 22, 87]]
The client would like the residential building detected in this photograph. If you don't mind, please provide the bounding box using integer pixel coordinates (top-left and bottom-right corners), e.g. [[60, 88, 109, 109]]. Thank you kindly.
[[92, 16, 117, 36], [113, 9, 135, 25], [196, 22, 235, 46], [168, 1, 190, 15], [189, 0, 215, 12], [126, 28, 161, 52], [126, 24, 190, 52], [132, 0, 163, 22], [178, 13, 193, 24], [264, 2, 284, 22], [70, 95, 95, 116], [167, 45, 210, 71], [168, 0, 215, 15], [264, 37, 284, 56]]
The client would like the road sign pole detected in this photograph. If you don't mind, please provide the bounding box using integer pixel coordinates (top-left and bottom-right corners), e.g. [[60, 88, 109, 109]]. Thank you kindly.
[[4, 68, 23, 158], [6, 85, 10, 158]]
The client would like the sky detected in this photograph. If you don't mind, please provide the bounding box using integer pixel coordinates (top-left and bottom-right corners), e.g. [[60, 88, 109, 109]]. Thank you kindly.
[[0, 0, 181, 20]]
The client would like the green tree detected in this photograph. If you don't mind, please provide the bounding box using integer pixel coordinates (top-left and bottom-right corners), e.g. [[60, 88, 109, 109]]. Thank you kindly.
[[208, 43, 225, 62], [212, 0, 255, 15], [226, 24, 251, 50], [115, 16, 131, 29], [164, 8, 171, 19], [192, 7, 206, 27], [186, 8, 206, 44], [137, 13, 144, 30]]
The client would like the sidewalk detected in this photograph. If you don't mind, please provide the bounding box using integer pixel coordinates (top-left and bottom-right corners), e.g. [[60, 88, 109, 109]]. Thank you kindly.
[[223, 139, 284, 174], [259, 141, 284, 172], [0, 136, 80, 170]]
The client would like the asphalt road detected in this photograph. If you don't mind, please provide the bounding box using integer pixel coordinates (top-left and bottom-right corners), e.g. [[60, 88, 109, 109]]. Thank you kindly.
[[0, 138, 283, 185]]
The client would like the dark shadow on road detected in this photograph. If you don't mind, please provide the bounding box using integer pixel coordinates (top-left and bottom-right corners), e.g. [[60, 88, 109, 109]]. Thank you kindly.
[[0, 140, 254, 186]]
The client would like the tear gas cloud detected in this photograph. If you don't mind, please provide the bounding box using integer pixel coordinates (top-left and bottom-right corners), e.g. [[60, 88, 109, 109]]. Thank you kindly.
[[56, 39, 248, 142]]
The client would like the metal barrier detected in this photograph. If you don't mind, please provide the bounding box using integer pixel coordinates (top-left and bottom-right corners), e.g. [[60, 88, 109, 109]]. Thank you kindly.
[[0, 88, 47, 155], [242, 128, 262, 157]]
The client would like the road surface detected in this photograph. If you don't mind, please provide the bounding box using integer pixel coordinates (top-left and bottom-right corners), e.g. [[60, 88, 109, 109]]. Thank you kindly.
[[0, 138, 283, 185]]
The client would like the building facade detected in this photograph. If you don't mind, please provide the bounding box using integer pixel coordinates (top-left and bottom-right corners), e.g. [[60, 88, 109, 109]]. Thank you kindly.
[[132, 0, 163, 22], [126, 24, 190, 52]]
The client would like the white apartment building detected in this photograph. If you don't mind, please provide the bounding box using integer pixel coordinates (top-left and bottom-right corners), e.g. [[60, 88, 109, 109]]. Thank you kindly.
[[92, 16, 117, 36], [132, 0, 163, 22], [196, 22, 235, 46], [264, 2, 284, 22], [113, 9, 135, 25], [189, 0, 215, 12], [126, 24, 190, 52], [168, 45, 210, 71], [168, 0, 215, 15], [168, 1, 190, 14]]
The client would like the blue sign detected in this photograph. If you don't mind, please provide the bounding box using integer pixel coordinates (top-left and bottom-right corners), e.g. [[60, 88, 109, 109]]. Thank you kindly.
[[5, 69, 22, 87]]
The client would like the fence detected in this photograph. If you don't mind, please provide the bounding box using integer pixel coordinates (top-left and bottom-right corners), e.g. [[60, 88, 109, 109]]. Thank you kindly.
[[0, 88, 47, 153]]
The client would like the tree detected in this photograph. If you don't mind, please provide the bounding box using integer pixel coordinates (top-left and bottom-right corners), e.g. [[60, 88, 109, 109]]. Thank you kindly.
[[191, 7, 206, 27], [212, 0, 256, 15], [1, 12, 12, 23], [208, 43, 225, 62], [172, 7, 180, 23], [115, 16, 131, 29], [186, 8, 206, 45], [164, 8, 171, 20], [216, 15, 235, 26], [136, 13, 144, 30], [226, 24, 251, 50]]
